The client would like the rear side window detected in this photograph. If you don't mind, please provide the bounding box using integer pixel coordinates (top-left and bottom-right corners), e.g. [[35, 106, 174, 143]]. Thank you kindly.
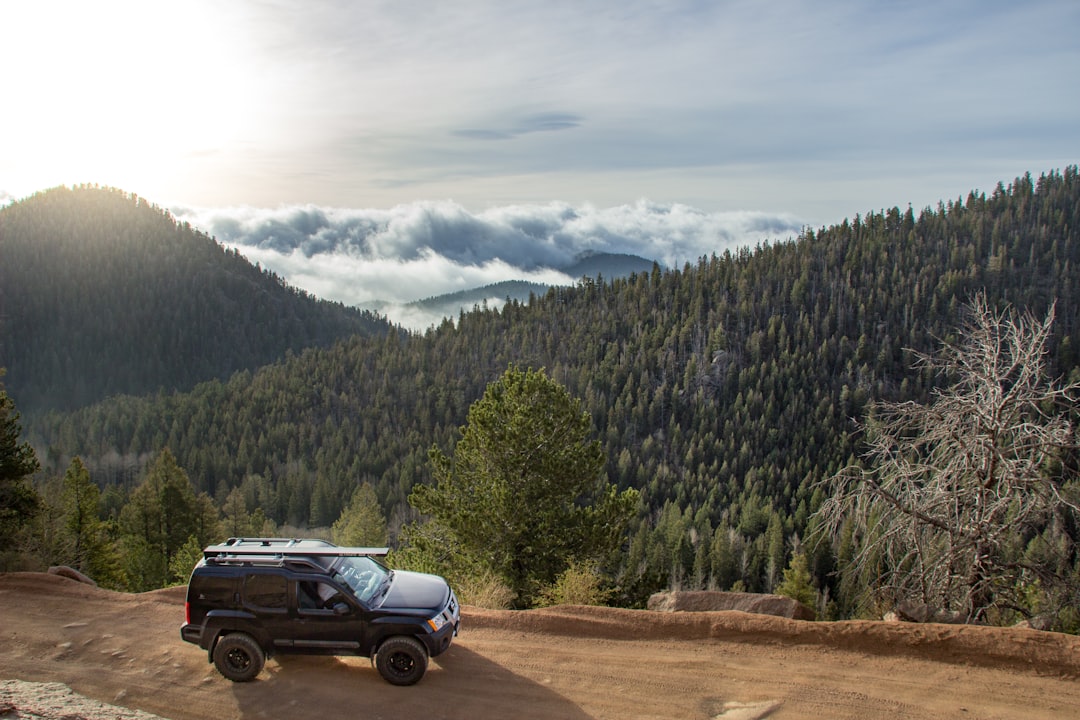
[[190, 574, 235, 606], [244, 573, 287, 610]]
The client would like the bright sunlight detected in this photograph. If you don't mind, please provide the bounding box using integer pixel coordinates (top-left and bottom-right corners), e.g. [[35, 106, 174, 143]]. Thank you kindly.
[[0, 1, 264, 201]]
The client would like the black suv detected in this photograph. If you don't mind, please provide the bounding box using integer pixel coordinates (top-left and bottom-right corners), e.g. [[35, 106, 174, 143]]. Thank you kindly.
[[180, 537, 460, 686]]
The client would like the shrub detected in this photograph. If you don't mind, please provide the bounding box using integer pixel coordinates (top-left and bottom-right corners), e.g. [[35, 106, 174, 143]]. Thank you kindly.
[[536, 559, 612, 607]]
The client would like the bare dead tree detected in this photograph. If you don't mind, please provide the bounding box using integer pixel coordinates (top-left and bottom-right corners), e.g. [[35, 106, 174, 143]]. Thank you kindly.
[[815, 293, 1080, 624]]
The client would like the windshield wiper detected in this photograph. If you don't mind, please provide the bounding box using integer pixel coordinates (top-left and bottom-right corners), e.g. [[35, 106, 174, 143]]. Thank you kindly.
[[372, 570, 394, 604]]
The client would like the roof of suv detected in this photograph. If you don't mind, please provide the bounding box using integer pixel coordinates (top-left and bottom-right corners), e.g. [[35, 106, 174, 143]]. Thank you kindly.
[[200, 537, 391, 572]]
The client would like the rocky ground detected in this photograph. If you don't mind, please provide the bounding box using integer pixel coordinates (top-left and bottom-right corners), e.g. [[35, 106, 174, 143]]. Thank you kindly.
[[2, 572, 1079, 719], [0, 679, 167, 720]]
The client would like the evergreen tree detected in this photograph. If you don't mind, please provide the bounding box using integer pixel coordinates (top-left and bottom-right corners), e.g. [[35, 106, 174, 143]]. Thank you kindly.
[[62, 457, 100, 571], [709, 526, 738, 591], [765, 513, 786, 590], [57, 458, 126, 589], [221, 487, 253, 538], [410, 366, 639, 606], [331, 483, 388, 547], [220, 487, 275, 538], [168, 535, 204, 585], [119, 449, 221, 589], [0, 377, 40, 552], [775, 550, 817, 614]]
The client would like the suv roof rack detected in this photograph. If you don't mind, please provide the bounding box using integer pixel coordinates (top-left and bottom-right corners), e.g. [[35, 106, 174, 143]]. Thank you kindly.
[[203, 537, 389, 560]]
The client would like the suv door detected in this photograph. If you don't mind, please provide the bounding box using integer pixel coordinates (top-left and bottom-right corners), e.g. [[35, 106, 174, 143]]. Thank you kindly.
[[283, 579, 369, 654]]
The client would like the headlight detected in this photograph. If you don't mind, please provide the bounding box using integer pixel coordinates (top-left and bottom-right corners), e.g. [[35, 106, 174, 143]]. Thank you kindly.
[[427, 613, 448, 632]]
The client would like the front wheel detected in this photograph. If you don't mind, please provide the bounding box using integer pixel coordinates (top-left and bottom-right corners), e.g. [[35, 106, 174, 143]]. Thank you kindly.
[[374, 636, 428, 686], [212, 632, 265, 682]]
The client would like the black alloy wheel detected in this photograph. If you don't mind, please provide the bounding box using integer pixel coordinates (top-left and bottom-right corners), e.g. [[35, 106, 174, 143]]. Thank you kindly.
[[374, 636, 429, 686]]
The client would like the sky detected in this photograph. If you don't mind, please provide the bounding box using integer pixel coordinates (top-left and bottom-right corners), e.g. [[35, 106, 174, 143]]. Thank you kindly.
[[2, 0, 1078, 328]]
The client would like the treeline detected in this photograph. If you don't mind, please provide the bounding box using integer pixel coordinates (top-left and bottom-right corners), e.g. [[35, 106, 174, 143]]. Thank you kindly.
[[0, 185, 390, 413], [22, 448, 274, 591], [22, 168, 1080, 610]]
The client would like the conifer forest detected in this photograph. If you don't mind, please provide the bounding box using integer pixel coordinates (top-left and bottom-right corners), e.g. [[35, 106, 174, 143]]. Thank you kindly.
[[2, 169, 1078, 622]]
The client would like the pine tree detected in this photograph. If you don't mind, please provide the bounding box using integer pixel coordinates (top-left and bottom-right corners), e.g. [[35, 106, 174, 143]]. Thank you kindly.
[[0, 378, 40, 552], [775, 550, 817, 614], [332, 483, 388, 546], [222, 487, 253, 538], [119, 449, 221, 589], [62, 457, 100, 571], [410, 366, 639, 606]]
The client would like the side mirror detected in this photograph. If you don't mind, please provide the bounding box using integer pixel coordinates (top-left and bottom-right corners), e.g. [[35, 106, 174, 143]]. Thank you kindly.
[[332, 602, 350, 615]]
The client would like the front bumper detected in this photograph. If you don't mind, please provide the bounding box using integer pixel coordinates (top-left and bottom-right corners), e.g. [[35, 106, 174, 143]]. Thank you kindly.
[[426, 590, 461, 657]]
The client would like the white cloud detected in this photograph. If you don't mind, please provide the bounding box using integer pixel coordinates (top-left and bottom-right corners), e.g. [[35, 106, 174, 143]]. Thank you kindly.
[[234, 242, 572, 306], [172, 198, 804, 328]]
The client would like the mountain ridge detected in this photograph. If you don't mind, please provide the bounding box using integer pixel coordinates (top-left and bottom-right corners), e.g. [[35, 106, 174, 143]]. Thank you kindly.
[[0, 185, 391, 414], [380, 252, 658, 324]]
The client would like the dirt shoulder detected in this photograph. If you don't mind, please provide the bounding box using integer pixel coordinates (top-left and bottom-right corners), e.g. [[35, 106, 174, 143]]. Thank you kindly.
[[1, 572, 1078, 720]]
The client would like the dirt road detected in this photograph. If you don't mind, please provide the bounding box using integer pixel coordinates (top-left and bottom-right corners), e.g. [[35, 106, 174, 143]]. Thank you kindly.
[[2, 572, 1078, 719]]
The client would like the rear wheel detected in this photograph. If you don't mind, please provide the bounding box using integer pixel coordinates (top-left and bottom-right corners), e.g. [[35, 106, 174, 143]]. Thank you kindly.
[[212, 632, 265, 682], [374, 636, 428, 686]]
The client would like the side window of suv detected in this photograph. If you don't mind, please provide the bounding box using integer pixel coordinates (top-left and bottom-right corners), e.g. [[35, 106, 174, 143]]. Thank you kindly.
[[244, 573, 287, 611], [191, 575, 235, 605], [297, 581, 347, 611]]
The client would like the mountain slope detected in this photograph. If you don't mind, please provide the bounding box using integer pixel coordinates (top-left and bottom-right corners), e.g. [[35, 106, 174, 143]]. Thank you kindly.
[[0, 186, 390, 413], [28, 168, 1080, 603]]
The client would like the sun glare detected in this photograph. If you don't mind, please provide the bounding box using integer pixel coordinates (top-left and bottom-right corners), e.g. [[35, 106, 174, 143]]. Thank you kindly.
[[1, 1, 260, 200]]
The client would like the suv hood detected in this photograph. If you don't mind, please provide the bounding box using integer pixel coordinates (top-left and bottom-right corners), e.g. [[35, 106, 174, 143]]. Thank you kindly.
[[378, 570, 448, 612]]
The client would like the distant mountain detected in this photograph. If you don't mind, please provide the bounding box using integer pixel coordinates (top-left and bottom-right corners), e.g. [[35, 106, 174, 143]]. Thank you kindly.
[[369, 252, 657, 326], [0, 185, 391, 414], [560, 251, 656, 280], [409, 280, 550, 314]]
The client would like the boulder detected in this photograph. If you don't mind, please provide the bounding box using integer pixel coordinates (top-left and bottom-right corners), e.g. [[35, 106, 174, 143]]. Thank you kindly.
[[894, 600, 932, 623], [1012, 614, 1054, 631], [647, 590, 815, 620], [894, 600, 966, 624], [48, 566, 97, 587]]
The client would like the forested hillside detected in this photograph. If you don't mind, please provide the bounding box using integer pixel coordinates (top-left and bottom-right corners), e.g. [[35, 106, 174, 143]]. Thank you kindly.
[[24, 168, 1080, 607], [0, 186, 390, 413]]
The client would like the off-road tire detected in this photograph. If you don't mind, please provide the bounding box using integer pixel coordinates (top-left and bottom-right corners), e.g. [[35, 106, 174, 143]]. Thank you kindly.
[[374, 636, 428, 686], [213, 632, 265, 682]]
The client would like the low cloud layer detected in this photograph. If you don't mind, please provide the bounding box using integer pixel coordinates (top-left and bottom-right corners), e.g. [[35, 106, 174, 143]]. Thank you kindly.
[[173, 199, 803, 329]]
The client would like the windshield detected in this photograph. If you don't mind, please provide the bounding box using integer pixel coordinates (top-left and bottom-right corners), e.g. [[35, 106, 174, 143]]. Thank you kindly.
[[331, 556, 392, 604]]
